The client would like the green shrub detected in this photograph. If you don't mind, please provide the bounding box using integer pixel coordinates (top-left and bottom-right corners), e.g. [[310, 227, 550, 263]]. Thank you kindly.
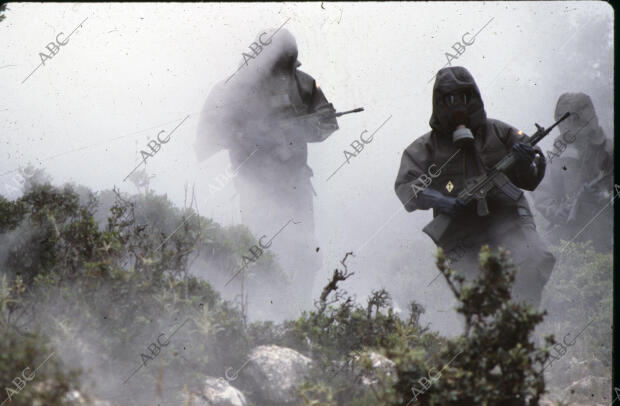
[[0, 181, 270, 405], [296, 248, 553, 406], [541, 241, 612, 368], [0, 278, 81, 406], [0, 178, 563, 406]]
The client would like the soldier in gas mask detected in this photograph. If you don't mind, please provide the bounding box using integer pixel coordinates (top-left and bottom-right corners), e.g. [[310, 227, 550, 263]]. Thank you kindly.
[[394, 66, 555, 309], [194, 28, 339, 308], [534, 93, 613, 252]]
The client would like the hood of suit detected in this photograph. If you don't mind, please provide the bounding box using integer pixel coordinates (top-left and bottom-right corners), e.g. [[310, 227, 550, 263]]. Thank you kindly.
[[429, 66, 487, 137], [237, 28, 300, 81], [554, 92, 603, 149]]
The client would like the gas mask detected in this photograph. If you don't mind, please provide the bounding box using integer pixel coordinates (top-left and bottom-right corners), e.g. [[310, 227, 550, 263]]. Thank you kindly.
[[272, 50, 297, 75], [442, 91, 475, 148]]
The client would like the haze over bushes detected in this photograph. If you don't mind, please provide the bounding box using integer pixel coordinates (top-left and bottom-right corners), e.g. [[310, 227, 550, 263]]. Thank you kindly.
[[0, 172, 611, 405]]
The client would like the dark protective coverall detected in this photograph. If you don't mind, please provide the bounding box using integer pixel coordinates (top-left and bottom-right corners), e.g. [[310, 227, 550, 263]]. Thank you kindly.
[[194, 28, 338, 304], [534, 93, 613, 252], [394, 66, 555, 308]]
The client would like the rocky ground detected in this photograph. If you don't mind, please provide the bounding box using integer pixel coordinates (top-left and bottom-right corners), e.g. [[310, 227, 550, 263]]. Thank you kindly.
[[63, 345, 611, 406], [541, 357, 612, 406]]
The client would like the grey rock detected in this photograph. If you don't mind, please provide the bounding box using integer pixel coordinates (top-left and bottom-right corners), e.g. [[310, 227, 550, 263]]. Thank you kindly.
[[351, 351, 396, 387], [547, 356, 610, 388], [184, 376, 247, 406], [241, 345, 312, 404], [61, 390, 112, 406], [562, 375, 612, 406]]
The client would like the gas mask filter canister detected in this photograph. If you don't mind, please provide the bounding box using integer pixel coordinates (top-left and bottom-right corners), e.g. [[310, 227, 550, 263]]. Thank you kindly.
[[453, 126, 474, 147], [451, 109, 474, 148]]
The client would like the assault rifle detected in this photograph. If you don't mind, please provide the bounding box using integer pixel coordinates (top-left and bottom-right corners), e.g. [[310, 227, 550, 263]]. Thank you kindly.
[[240, 107, 364, 161], [245, 107, 363, 133], [422, 112, 571, 244], [239, 107, 363, 138], [281, 107, 364, 127]]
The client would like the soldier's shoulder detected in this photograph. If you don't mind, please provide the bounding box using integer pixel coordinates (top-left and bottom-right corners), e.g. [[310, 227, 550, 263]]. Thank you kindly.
[[295, 69, 316, 85], [404, 131, 433, 154], [485, 118, 514, 132], [206, 80, 232, 100], [418, 130, 433, 142], [485, 118, 522, 141], [295, 69, 317, 97], [204, 81, 231, 108]]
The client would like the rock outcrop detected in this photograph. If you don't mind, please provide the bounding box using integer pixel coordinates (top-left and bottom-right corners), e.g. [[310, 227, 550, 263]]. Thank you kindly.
[[240, 344, 312, 405], [183, 376, 247, 406]]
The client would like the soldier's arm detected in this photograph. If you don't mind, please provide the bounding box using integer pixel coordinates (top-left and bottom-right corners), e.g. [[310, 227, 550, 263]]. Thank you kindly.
[[502, 125, 546, 191], [394, 137, 433, 212], [306, 84, 339, 142], [194, 84, 240, 161], [295, 71, 339, 142]]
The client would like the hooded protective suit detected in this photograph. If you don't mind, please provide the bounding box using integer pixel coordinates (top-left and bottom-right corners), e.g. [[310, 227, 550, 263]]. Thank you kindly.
[[194, 28, 339, 307], [194, 28, 338, 163], [395, 66, 555, 308], [534, 93, 613, 252]]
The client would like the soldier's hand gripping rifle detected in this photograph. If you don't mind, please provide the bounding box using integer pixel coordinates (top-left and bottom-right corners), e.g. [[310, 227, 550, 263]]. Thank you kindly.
[[422, 112, 571, 244]]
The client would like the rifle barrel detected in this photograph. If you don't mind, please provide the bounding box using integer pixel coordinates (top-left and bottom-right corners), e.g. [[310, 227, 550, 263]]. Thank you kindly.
[[530, 112, 570, 146], [333, 107, 365, 118]]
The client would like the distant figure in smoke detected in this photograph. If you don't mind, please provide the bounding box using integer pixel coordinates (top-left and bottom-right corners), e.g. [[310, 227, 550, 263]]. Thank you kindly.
[[534, 93, 613, 252], [394, 66, 555, 309], [194, 28, 339, 306]]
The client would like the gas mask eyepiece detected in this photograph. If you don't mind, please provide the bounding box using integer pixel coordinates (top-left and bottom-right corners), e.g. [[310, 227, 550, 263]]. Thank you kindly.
[[443, 90, 471, 107]]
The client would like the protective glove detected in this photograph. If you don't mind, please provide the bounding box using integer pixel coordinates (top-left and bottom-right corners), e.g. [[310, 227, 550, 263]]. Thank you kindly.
[[416, 188, 465, 217], [512, 142, 541, 179], [302, 115, 323, 128], [300, 115, 337, 142], [512, 143, 536, 164]]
